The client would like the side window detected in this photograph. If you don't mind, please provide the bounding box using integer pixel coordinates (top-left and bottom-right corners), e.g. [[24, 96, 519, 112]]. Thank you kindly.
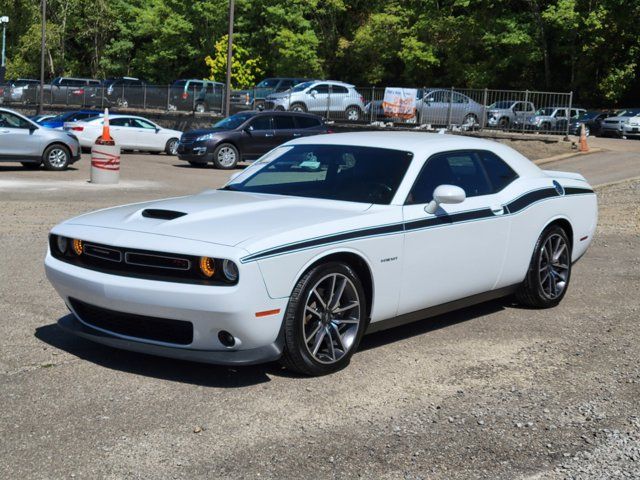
[[312, 84, 329, 94], [133, 118, 156, 129], [479, 151, 518, 192], [331, 85, 349, 94], [452, 92, 468, 103], [428, 90, 450, 103], [0, 111, 32, 129], [110, 117, 132, 127], [514, 102, 526, 112], [554, 109, 566, 118], [276, 80, 294, 91], [294, 116, 321, 129], [407, 152, 492, 205], [273, 115, 296, 129], [249, 116, 272, 130]]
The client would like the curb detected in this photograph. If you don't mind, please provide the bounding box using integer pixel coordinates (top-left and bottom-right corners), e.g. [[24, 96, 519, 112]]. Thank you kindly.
[[534, 148, 604, 166], [594, 175, 640, 189]]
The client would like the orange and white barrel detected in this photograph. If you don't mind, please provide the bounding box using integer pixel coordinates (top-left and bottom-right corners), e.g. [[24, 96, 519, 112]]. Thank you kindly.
[[90, 144, 121, 184]]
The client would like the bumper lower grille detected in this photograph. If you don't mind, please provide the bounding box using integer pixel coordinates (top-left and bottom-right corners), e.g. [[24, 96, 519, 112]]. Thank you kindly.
[[69, 298, 194, 345]]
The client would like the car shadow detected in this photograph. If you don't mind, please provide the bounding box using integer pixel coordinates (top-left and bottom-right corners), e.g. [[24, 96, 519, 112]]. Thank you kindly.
[[35, 317, 278, 388], [360, 298, 508, 351], [0, 165, 79, 172], [35, 300, 510, 387]]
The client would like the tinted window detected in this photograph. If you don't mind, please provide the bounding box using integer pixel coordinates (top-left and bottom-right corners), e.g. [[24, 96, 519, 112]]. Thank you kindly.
[[312, 84, 329, 94], [407, 151, 492, 204], [110, 117, 134, 127], [212, 112, 254, 129], [479, 151, 518, 192], [331, 85, 348, 94], [295, 116, 321, 129], [0, 111, 32, 129], [250, 116, 272, 130], [273, 115, 296, 129], [224, 145, 413, 205], [276, 80, 294, 91]]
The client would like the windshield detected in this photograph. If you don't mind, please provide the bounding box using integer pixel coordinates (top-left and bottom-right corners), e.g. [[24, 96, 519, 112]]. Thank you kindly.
[[212, 112, 255, 129], [614, 109, 640, 117], [535, 108, 555, 116], [172, 80, 187, 88], [291, 81, 315, 93], [489, 101, 515, 109], [222, 145, 413, 204], [577, 111, 600, 120], [256, 79, 278, 88]]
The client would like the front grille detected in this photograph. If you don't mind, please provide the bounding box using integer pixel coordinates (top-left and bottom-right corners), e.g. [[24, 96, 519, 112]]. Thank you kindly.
[[603, 120, 619, 124], [69, 298, 193, 345], [263, 101, 275, 110]]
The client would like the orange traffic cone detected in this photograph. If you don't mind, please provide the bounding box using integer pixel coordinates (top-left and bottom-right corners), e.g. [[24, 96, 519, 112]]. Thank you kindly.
[[96, 108, 115, 146], [579, 123, 589, 152]]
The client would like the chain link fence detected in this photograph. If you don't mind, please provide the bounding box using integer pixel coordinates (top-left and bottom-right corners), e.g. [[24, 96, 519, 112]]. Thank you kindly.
[[0, 81, 576, 136]]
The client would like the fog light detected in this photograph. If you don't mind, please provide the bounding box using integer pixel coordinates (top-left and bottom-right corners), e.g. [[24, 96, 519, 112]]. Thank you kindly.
[[72, 239, 83, 255], [199, 256, 215, 277], [56, 235, 68, 254], [222, 259, 238, 282], [218, 330, 235, 347]]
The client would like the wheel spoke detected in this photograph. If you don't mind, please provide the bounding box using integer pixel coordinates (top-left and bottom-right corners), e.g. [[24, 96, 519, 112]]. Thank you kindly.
[[312, 288, 327, 309], [330, 277, 347, 309], [325, 327, 336, 361], [305, 305, 322, 318], [330, 323, 346, 352], [333, 300, 358, 314], [333, 317, 359, 325], [311, 329, 327, 356], [305, 322, 322, 344], [327, 274, 337, 306]]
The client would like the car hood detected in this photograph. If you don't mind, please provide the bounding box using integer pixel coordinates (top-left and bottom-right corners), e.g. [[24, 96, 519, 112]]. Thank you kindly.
[[63, 190, 372, 249], [266, 91, 290, 100]]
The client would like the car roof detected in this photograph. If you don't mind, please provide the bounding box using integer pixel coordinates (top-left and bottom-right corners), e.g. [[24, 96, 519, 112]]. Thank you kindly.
[[244, 110, 322, 118], [308, 80, 355, 88], [287, 131, 542, 177]]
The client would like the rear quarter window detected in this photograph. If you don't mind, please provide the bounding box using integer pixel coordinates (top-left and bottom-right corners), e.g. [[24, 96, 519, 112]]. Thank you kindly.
[[294, 116, 321, 129]]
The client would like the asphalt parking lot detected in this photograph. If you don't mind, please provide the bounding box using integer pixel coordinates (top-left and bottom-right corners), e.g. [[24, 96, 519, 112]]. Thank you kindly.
[[1, 140, 639, 479]]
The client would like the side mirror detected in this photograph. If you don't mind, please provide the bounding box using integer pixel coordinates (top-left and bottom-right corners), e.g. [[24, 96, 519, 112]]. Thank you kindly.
[[155, 127, 160, 133], [309, 90, 318, 97], [229, 172, 241, 181], [244, 125, 253, 134], [424, 185, 466, 214]]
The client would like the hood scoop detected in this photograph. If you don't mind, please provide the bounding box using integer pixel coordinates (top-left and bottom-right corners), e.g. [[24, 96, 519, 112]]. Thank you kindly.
[[141, 209, 187, 220]]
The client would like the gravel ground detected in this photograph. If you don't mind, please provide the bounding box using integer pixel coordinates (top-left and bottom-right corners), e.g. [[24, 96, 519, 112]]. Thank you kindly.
[[0, 152, 638, 479]]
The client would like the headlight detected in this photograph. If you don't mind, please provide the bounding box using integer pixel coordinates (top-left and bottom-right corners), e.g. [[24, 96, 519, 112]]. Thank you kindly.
[[56, 235, 68, 254], [222, 259, 239, 282], [196, 133, 215, 142]]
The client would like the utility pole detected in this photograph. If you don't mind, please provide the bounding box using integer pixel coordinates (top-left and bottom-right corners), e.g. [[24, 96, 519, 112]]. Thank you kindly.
[[224, 0, 234, 117], [38, 0, 46, 114], [0, 16, 8, 82]]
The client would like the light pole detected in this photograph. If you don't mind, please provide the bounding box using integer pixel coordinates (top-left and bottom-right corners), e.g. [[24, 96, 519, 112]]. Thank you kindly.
[[224, 0, 234, 117], [0, 16, 8, 82], [38, 0, 46, 114]]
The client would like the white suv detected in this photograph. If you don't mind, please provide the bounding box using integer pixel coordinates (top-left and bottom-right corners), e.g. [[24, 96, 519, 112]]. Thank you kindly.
[[264, 80, 366, 121]]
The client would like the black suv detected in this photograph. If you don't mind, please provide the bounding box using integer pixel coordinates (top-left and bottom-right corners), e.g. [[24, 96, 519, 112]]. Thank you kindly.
[[177, 111, 329, 169]]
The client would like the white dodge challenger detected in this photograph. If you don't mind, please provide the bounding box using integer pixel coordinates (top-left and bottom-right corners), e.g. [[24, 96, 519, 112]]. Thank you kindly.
[[45, 132, 597, 376]]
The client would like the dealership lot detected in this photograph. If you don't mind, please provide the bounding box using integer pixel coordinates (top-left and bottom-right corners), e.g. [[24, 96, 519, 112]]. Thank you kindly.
[[1, 143, 639, 478]]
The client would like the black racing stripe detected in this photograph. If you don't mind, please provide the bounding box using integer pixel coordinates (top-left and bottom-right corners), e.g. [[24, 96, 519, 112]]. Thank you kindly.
[[241, 223, 404, 262], [565, 186, 594, 195], [506, 187, 558, 214], [242, 186, 588, 262], [404, 208, 494, 232]]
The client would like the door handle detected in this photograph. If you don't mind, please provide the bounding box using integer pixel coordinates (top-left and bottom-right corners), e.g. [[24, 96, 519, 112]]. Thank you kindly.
[[293, 133, 302, 137], [264, 133, 274, 137], [491, 205, 505, 215]]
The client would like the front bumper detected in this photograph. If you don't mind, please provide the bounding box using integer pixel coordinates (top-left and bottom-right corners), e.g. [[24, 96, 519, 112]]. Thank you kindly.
[[601, 124, 623, 136], [177, 140, 213, 162], [622, 124, 640, 136], [45, 234, 288, 365]]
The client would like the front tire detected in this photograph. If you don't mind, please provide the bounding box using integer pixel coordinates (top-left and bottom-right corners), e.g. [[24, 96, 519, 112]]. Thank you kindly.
[[212, 143, 239, 169], [42, 144, 71, 171], [516, 225, 572, 308], [345, 105, 362, 121], [290, 103, 307, 113], [280, 262, 367, 376]]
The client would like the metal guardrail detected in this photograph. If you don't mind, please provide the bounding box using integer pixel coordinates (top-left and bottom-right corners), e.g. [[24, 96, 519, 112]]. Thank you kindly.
[[0, 83, 576, 136]]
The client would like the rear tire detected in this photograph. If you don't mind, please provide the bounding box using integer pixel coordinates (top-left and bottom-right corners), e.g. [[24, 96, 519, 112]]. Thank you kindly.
[[195, 102, 206, 113], [42, 144, 71, 171], [165, 138, 179, 155], [212, 143, 239, 169], [280, 262, 367, 376], [345, 106, 362, 121], [516, 225, 572, 308]]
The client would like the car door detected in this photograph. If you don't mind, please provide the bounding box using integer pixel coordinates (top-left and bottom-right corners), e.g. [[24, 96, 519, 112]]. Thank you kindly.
[[241, 115, 276, 158], [108, 117, 136, 148], [398, 150, 512, 315], [273, 114, 298, 144], [419, 90, 450, 125], [131, 118, 161, 150], [450, 92, 469, 124], [306, 84, 329, 113], [0, 111, 43, 159], [514, 102, 533, 124]]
